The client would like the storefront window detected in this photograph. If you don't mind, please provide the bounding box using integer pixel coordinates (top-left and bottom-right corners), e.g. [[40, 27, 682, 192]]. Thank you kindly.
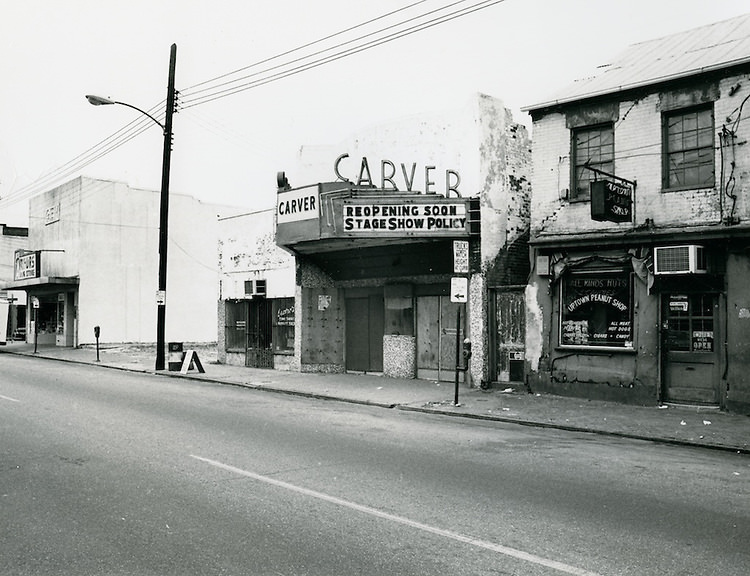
[[36, 301, 58, 334], [560, 271, 633, 348], [272, 297, 295, 354], [225, 301, 247, 350]]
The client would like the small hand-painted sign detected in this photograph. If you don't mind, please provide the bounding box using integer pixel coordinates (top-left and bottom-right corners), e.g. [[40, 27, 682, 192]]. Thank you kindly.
[[590, 180, 632, 223]]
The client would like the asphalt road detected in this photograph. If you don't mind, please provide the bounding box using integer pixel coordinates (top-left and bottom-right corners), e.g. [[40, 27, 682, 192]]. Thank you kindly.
[[1, 354, 748, 575]]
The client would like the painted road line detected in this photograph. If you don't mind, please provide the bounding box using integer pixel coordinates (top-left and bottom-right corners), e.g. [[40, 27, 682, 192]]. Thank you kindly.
[[0, 393, 20, 402], [191, 454, 602, 576]]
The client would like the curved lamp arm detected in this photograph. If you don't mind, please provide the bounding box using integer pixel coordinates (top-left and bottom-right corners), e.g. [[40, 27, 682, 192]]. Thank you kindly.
[[85, 94, 165, 133]]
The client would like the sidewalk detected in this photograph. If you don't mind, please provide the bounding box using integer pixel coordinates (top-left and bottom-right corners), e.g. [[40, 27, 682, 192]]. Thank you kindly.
[[2, 342, 748, 454]]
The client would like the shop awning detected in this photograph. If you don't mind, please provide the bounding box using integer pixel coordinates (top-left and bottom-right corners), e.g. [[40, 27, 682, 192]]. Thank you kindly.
[[3, 276, 79, 291]]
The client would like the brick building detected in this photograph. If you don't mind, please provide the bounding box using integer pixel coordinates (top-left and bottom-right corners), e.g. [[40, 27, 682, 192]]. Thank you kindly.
[[523, 14, 750, 414]]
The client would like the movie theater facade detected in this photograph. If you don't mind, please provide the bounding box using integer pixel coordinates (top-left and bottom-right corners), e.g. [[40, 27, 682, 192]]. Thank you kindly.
[[219, 94, 531, 385], [275, 176, 482, 382]]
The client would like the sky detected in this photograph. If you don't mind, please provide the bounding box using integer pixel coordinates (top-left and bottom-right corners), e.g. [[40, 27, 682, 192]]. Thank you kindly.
[[1, 0, 749, 225]]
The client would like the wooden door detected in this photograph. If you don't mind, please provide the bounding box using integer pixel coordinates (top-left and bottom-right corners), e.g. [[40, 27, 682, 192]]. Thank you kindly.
[[492, 290, 526, 382], [417, 295, 463, 381], [345, 295, 384, 372], [662, 293, 719, 404]]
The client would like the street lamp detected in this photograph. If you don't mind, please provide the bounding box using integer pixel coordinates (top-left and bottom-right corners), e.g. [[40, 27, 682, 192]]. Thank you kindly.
[[86, 43, 177, 371]]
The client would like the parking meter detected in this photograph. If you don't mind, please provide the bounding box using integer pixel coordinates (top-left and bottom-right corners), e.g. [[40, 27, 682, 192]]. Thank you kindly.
[[462, 338, 472, 364], [94, 326, 100, 362]]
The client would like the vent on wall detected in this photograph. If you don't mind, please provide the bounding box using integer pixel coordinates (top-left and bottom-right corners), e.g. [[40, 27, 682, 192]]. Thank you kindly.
[[653, 245, 707, 275], [244, 279, 267, 297]]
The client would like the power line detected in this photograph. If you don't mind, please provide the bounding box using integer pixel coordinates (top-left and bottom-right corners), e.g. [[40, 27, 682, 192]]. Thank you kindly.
[[179, 0, 504, 108], [2, 1, 504, 206], [182, 0, 432, 94], [0, 102, 165, 210]]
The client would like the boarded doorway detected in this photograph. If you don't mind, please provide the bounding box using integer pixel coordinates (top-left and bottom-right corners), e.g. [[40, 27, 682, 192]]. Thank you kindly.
[[345, 295, 384, 372], [417, 295, 463, 381]]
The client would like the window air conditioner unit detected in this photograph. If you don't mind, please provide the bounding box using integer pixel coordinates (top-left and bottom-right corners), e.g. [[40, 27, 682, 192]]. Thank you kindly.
[[244, 279, 267, 297], [653, 245, 707, 275]]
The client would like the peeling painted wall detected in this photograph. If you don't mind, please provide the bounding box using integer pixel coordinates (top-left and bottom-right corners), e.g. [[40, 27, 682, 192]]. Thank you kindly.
[[525, 282, 545, 372], [218, 208, 295, 300]]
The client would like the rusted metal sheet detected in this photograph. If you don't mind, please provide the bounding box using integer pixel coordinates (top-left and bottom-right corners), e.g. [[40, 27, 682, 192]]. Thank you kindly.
[[494, 290, 526, 382]]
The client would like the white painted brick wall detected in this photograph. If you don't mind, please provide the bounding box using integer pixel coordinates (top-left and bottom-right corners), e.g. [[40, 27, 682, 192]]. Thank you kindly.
[[530, 73, 750, 234]]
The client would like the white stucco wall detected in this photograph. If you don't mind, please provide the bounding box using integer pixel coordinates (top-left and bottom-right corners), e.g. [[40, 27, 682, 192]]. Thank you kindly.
[[28, 176, 236, 345]]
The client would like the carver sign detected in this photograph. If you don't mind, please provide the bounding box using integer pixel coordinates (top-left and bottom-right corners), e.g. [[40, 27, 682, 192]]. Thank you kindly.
[[334, 153, 461, 197]]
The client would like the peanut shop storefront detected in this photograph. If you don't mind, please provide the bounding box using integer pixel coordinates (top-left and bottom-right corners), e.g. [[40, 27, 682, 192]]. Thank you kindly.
[[275, 167, 480, 382]]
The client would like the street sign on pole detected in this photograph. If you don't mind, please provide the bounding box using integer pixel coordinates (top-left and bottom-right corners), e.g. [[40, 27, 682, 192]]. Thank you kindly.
[[453, 240, 469, 274], [450, 277, 468, 303]]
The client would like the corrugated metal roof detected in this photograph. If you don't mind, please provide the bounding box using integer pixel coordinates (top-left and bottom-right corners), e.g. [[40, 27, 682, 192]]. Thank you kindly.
[[524, 12, 750, 111]]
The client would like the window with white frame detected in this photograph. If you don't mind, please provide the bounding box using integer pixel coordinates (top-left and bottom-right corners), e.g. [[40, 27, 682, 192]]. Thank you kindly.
[[663, 105, 714, 190], [571, 123, 614, 201]]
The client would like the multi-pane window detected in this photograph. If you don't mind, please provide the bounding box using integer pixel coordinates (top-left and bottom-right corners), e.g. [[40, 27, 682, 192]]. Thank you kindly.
[[572, 124, 614, 201], [664, 294, 715, 352], [663, 106, 714, 190]]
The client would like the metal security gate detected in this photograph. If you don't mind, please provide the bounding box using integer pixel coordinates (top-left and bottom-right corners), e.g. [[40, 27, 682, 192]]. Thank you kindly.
[[246, 299, 273, 368]]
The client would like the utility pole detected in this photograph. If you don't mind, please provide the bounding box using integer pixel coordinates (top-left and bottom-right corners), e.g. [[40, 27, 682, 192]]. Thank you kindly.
[[155, 43, 177, 371]]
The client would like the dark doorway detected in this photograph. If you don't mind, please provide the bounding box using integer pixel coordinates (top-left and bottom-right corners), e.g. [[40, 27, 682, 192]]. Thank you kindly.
[[345, 295, 384, 372]]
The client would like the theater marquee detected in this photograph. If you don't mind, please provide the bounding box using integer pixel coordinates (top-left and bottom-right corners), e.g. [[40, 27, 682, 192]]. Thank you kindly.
[[275, 183, 477, 251], [342, 202, 467, 233]]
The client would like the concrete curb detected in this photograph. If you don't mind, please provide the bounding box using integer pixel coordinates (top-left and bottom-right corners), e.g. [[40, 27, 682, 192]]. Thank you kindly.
[[397, 405, 749, 454]]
